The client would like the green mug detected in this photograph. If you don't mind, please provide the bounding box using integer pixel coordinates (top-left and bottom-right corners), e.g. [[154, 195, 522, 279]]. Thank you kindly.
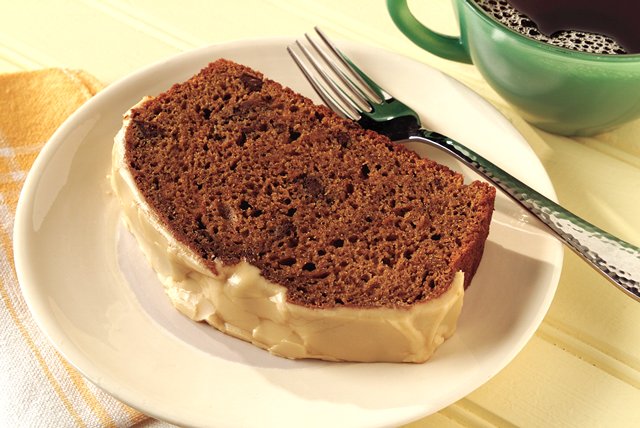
[[387, 0, 640, 136]]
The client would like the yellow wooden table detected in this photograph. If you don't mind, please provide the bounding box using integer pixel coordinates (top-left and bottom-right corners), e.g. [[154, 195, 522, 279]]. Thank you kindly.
[[2, 1, 639, 426]]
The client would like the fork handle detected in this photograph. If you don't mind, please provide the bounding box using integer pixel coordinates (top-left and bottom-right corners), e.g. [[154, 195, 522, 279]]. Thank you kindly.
[[413, 129, 640, 301]]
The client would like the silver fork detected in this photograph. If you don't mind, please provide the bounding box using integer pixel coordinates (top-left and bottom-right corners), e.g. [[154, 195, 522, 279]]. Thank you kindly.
[[288, 27, 640, 301]]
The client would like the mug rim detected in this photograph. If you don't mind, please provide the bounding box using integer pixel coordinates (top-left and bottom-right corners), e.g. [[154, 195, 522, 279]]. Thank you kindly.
[[465, 0, 640, 62]]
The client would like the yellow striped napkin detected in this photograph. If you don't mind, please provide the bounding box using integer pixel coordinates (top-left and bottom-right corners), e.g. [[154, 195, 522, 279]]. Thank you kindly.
[[0, 69, 156, 427]]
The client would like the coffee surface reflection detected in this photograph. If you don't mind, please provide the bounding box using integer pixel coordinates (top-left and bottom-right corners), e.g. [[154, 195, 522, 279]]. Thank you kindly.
[[475, 0, 640, 54]]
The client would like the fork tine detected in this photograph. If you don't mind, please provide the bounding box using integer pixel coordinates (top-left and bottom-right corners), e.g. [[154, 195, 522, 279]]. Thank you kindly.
[[287, 45, 360, 121], [294, 40, 368, 115], [314, 27, 387, 103], [304, 34, 373, 111]]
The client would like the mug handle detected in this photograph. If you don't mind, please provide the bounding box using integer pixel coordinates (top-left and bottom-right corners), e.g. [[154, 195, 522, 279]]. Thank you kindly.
[[387, 0, 472, 64]]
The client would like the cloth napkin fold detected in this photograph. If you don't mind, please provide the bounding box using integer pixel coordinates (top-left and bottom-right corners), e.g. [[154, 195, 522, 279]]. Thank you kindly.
[[0, 69, 151, 428]]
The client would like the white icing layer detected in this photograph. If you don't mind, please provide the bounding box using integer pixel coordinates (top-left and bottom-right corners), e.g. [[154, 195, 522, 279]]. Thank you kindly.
[[111, 107, 464, 363]]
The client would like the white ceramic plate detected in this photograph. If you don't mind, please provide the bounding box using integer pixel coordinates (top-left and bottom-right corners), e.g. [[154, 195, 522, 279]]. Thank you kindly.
[[14, 38, 562, 428]]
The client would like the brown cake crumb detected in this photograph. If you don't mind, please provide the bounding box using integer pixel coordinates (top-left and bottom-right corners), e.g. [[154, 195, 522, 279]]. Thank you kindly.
[[124, 59, 495, 309]]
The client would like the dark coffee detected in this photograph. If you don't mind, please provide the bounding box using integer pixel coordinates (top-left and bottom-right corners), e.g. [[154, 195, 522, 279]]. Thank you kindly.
[[475, 0, 640, 54]]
